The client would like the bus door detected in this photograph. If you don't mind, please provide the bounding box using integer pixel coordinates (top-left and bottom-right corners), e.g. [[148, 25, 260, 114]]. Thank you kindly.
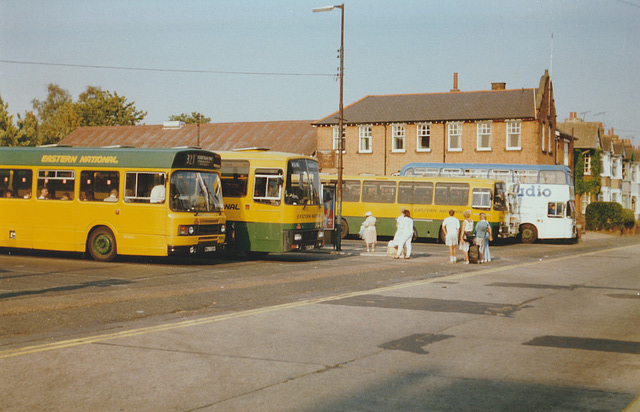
[[0, 169, 34, 249]]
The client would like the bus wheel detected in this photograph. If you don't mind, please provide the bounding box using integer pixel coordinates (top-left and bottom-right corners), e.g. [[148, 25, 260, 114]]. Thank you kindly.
[[340, 218, 349, 239], [520, 224, 538, 244], [88, 227, 117, 262]]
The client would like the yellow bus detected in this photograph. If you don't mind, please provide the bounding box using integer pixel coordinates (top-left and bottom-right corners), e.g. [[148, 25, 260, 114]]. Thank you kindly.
[[219, 149, 324, 254], [0, 146, 226, 261], [321, 174, 519, 241]]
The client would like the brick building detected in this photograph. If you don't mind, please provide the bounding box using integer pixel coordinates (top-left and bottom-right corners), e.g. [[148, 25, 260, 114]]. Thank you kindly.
[[314, 71, 571, 176]]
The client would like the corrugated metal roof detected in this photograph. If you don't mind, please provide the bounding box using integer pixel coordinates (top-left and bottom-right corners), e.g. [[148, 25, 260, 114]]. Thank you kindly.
[[314, 89, 538, 125], [60, 121, 318, 156]]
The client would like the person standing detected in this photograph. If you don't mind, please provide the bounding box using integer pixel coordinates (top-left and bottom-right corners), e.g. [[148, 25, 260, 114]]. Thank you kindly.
[[363, 211, 377, 253], [474, 212, 493, 263], [394, 209, 413, 259], [459, 210, 474, 264], [442, 209, 460, 263]]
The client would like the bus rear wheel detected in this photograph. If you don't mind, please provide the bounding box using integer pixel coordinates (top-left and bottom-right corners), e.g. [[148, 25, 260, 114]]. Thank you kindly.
[[340, 218, 349, 239], [519, 224, 538, 244], [88, 227, 117, 262]]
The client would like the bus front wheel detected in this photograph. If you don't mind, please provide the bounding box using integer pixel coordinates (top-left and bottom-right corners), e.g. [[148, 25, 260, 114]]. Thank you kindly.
[[88, 227, 117, 262], [340, 218, 349, 239], [520, 224, 538, 244]]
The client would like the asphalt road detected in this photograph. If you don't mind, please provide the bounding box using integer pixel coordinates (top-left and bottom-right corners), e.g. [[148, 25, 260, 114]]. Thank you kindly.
[[1, 232, 639, 411]]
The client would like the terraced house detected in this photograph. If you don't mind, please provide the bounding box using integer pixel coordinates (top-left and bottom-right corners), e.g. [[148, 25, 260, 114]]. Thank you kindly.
[[314, 71, 572, 176]]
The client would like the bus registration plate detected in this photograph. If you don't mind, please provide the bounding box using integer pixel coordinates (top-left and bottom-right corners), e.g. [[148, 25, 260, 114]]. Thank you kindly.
[[204, 246, 217, 252]]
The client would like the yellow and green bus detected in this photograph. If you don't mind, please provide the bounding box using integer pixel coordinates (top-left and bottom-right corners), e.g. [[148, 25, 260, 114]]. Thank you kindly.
[[0, 146, 226, 261], [321, 174, 519, 241], [219, 149, 324, 254]]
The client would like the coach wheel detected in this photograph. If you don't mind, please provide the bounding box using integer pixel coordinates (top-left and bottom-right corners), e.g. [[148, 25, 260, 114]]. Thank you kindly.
[[340, 218, 349, 239], [88, 227, 117, 262], [520, 224, 538, 244]]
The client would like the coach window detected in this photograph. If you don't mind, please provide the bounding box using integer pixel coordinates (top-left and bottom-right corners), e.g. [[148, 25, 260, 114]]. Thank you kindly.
[[37, 170, 75, 200], [254, 168, 282, 205], [472, 188, 492, 210], [220, 160, 249, 198], [398, 182, 433, 205], [124, 172, 166, 203], [80, 171, 120, 201], [435, 182, 469, 206], [548, 201, 566, 218], [0, 169, 32, 199], [362, 181, 396, 204]]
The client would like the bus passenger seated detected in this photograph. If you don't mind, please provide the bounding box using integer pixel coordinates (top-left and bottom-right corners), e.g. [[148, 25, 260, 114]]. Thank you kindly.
[[38, 188, 49, 199], [4, 189, 12, 198], [61, 192, 72, 200], [104, 189, 118, 202], [150, 184, 165, 203], [24, 190, 31, 199]]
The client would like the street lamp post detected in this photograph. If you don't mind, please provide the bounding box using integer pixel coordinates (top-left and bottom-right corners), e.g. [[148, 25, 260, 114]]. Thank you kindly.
[[313, 3, 344, 251]]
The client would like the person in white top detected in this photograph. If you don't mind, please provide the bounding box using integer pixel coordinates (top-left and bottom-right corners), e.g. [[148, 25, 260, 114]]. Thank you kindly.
[[442, 209, 460, 263], [393, 209, 414, 259], [362, 211, 377, 253], [104, 189, 118, 202], [150, 184, 166, 203]]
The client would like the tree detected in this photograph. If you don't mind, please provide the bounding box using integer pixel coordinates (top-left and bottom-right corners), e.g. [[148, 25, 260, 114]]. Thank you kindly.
[[169, 112, 211, 124], [31, 84, 78, 145], [0, 94, 19, 146], [74, 86, 147, 127]]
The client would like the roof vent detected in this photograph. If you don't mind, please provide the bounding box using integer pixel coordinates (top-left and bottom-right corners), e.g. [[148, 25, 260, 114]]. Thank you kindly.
[[163, 121, 185, 129]]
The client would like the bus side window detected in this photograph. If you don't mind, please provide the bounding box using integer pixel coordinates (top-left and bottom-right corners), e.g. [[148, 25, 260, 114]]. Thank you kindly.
[[124, 172, 166, 203], [220, 160, 249, 198], [37, 170, 75, 200], [80, 171, 119, 201], [0, 169, 32, 199], [548, 202, 565, 217], [342, 180, 361, 202]]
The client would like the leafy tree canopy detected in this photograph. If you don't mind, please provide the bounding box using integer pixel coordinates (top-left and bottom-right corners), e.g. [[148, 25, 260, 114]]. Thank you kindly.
[[169, 112, 211, 124]]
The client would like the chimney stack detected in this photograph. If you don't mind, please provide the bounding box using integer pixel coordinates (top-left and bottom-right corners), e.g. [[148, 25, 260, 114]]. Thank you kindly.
[[491, 82, 506, 90], [450, 72, 459, 92]]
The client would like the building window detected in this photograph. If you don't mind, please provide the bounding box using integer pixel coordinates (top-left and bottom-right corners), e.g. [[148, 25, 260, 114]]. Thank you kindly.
[[581, 193, 591, 214], [392, 124, 405, 152], [417, 123, 431, 152], [541, 122, 546, 152], [584, 153, 592, 175], [477, 122, 491, 151], [506, 121, 521, 150], [332, 126, 340, 151], [448, 122, 462, 152], [359, 125, 372, 153], [564, 141, 569, 166]]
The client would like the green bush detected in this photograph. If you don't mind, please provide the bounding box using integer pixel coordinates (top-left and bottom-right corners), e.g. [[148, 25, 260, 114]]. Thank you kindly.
[[622, 208, 636, 229], [585, 202, 623, 230]]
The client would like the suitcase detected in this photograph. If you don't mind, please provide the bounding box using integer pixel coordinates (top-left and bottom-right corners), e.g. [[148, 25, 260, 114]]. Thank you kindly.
[[468, 244, 480, 264]]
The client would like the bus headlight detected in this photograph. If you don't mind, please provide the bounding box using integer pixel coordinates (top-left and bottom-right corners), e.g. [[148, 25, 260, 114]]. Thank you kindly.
[[220, 225, 226, 233], [178, 225, 196, 236], [317, 231, 324, 239], [294, 233, 303, 241]]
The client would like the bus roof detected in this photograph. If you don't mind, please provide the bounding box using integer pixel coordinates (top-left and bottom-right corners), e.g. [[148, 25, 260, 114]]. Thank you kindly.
[[321, 173, 506, 186], [401, 162, 571, 173], [0, 146, 221, 170], [218, 150, 317, 162]]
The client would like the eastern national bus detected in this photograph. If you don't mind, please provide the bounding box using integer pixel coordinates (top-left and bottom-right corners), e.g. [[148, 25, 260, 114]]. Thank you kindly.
[[0, 146, 226, 261], [321, 174, 519, 241], [400, 162, 577, 243], [219, 149, 324, 254]]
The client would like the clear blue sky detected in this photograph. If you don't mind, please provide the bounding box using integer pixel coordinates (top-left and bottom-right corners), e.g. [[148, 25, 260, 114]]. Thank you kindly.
[[1, 0, 639, 144]]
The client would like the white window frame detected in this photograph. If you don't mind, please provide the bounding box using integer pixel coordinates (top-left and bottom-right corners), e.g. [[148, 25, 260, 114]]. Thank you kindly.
[[506, 121, 521, 150], [541, 122, 546, 152], [581, 193, 591, 214], [476, 121, 491, 151], [564, 140, 569, 166], [447, 122, 462, 152], [332, 126, 340, 151], [584, 153, 592, 175], [392, 124, 406, 153], [416, 123, 431, 152], [358, 125, 372, 153]]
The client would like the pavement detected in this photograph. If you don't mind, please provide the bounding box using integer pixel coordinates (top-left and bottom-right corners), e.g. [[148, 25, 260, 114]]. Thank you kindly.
[[1, 232, 640, 411]]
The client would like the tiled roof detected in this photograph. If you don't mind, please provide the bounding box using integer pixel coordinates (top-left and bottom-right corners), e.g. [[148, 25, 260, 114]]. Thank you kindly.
[[557, 121, 602, 149], [314, 89, 538, 125], [60, 121, 318, 156]]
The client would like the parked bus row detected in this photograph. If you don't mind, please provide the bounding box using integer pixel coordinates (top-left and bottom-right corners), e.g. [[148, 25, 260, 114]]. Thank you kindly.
[[0, 146, 324, 261]]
